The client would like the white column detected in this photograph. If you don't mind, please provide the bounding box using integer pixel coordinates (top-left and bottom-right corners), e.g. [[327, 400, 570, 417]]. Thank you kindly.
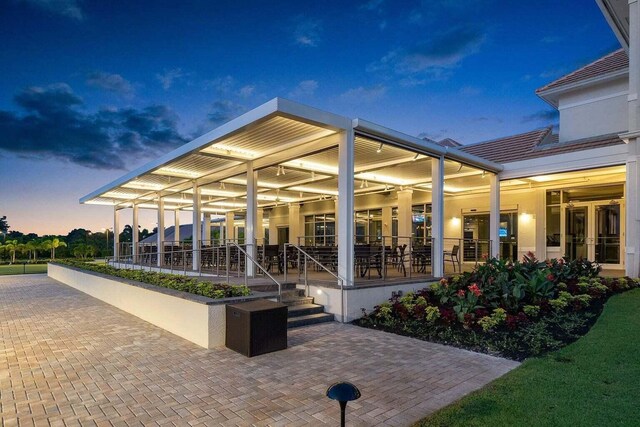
[[157, 196, 165, 267], [192, 182, 201, 271], [226, 212, 235, 240], [246, 162, 257, 276], [268, 212, 278, 244], [256, 208, 264, 243], [397, 189, 413, 247], [132, 204, 139, 263], [382, 206, 392, 241], [626, 149, 640, 277], [626, 0, 640, 277], [338, 129, 355, 288], [288, 204, 301, 244], [489, 173, 501, 259], [334, 198, 339, 237], [431, 157, 444, 277], [203, 213, 211, 243], [113, 207, 120, 260], [174, 210, 181, 243]]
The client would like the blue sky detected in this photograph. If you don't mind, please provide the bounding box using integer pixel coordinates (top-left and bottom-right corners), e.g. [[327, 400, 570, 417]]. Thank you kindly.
[[0, 0, 621, 234]]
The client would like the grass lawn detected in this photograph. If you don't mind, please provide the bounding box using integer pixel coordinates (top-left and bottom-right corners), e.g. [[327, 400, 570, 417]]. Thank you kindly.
[[418, 288, 640, 427], [0, 264, 48, 275]]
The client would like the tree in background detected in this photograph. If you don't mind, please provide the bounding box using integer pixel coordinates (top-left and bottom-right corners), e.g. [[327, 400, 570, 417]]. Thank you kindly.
[[2, 240, 19, 263], [25, 240, 41, 262], [43, 238, 67, 259], [72, 243, 95, 259], [0, 216, 8, 241]]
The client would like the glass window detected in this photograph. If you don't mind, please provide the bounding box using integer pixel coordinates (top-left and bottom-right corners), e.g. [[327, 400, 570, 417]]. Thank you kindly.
[[304, 214, 336, 246], [412, 204, 432, 242], [546, 206, 560, 247]]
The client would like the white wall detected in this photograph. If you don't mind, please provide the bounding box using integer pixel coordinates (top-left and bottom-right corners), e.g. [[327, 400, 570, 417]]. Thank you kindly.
[[558, 77, 628, 142], [48, 263, 228, 348]]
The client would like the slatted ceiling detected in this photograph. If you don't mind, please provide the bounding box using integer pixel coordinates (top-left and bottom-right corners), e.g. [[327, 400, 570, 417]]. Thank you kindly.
[[444, 175, 491, 189], [101, 188, 149, 199], [202, 116, 333, 156], [258, 166, 329, 188], [152, 154, 237, 178], [354, 135, 415, 168], [358, 158, 433, 185]]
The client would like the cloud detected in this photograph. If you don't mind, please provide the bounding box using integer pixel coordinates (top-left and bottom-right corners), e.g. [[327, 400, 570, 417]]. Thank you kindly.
[[522, 109, 559, 124], [293, 16, 322, 47], [156, 68, 184, 90], [206, 75, 235, 93], [207, 100, 247, 126], [340, 85, 386, 103], [288, 80, 318, 98], [360, 0, 384, 11], [0, 83, 187, 169], [459, 86, 482, 96], [238, 85, 255, 98], [86, 71, 134, 97], [369, 25, 485, 77], [19, 0, 84, 20]]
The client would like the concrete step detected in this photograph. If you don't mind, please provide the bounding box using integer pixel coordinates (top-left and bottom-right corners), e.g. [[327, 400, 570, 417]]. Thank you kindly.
[[280, 288, 306, 300], [281, 296, 314, 306], [287, 303, 325, 318], [287, 312, 335, 328], [248, 282, 296, 293]]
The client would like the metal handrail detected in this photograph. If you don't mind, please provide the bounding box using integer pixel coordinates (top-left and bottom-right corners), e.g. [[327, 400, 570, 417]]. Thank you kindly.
[[226, 242, 282, 299], [285, 243, 345, 322]]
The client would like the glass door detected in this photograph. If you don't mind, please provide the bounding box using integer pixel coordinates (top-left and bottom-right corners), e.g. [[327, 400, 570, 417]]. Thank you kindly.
[[595, 203, 621, 266], [565, 206, 589, 261]]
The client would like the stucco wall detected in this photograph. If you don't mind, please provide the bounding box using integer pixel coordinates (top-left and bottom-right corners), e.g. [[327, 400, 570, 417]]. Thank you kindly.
[[558, 77, 628, 142]]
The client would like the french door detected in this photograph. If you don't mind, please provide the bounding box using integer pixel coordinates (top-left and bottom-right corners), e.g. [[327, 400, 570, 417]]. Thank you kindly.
[[562, 201, 624, 268]]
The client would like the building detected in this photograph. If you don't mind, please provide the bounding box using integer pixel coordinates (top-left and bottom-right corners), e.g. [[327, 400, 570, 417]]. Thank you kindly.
[[80, 0, 640, 311]]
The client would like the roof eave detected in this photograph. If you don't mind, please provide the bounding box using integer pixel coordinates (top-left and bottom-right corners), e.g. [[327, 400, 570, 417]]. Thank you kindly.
[[353, 118, 503, 173], [596, 0, 629, 50], [535, 68, 629, 108], [80, 98, 352, 204]]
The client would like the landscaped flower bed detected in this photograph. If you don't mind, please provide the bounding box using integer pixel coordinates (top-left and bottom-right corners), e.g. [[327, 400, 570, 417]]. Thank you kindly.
[[356, 253, 639, 360], [54, 259, 251, 299]]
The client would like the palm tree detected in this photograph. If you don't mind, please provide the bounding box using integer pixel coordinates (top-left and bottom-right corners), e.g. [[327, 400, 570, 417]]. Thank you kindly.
[[50, 238, 66, 259], [26, 240, 41, 262], [2, 239, 19, 264]]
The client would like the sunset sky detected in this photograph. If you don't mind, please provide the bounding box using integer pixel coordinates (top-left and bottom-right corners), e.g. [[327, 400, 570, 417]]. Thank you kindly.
[[0, 0, 620, 235]]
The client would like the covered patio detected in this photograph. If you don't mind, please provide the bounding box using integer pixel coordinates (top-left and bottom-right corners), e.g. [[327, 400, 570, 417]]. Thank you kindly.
[[81, 98, 503, 292]]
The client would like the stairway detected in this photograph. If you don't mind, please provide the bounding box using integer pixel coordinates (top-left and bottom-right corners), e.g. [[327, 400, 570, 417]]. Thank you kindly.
[[281, 288, 335, 328]]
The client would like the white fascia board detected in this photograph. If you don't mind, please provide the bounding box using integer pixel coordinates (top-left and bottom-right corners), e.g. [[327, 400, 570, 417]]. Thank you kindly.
[[276, 98, 352, 130], [353, 118, 503, 173], [498, 144, 628, 180], [596, 0, 629, 50], [536, 69, 629, 108], [80, 98, 351, 204]]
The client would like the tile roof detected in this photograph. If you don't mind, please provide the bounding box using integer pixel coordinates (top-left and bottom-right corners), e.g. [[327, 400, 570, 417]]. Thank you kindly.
[[437, 138, 462, 148], [459, 128, 624, 164], [536, 49, 628, 93]]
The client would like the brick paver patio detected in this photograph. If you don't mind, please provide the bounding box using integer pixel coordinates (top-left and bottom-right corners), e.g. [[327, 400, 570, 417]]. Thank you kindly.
[[0, 275, 519, 426]]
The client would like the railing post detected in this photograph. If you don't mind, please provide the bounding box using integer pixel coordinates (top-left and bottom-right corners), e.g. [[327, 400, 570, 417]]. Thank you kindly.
[[304, 254, 309, 297], [226, 244, 230, 285]]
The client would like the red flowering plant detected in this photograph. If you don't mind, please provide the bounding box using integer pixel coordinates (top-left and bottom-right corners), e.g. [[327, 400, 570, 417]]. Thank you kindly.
[[451, 284, 484, 323]]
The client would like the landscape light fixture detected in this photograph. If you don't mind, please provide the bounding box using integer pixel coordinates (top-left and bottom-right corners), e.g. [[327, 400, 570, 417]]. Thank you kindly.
[[326, 382, 361, 427]]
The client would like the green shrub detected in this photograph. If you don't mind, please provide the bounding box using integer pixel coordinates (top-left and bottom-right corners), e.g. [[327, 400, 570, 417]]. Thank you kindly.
[[53, 259, 251, 299]]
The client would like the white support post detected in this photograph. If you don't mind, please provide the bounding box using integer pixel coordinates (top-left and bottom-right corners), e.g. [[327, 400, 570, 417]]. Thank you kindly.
[[132, 204, 139, 263], [226, 212, 235, 240], [397, 189, 413, 247], [192, 182, 201, 271], [203, 213, 211, 243], [174, 210, 181, 243], [431, 157, 444, 277], [113, 207, 120, 260], [489, 173, 501, 259], [288, 204, 301, 244], [256, 208, 264, 244], [338, 129, 355, 288], [626, 0, 640, 277], [246, 162, 257, 277], [157, 196, 165, 267]]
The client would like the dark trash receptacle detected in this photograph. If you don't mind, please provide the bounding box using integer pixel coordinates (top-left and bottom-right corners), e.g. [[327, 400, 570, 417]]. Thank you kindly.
[[225, 299, 288, 357]]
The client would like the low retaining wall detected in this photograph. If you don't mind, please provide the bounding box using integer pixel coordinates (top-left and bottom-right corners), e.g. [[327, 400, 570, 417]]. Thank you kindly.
[[48, 263, 259, 349], [304, 281, 436, 322]]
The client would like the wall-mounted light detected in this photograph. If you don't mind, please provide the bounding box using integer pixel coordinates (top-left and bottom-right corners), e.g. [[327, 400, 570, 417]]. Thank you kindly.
[[520, 212, 533, 223], [376, 143, 383, 153], [451, 216, 461, 226]]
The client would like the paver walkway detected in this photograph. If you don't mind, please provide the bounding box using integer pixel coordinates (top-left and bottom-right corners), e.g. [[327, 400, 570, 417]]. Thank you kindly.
[[0, 275, 519, 426]]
